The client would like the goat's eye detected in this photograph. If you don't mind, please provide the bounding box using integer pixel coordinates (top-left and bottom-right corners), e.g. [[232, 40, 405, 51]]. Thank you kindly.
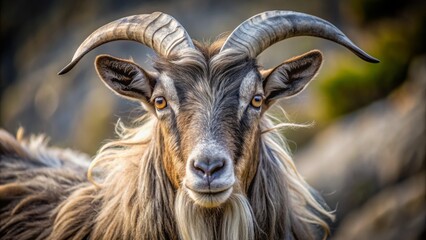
[[251, 95, 263, 108], [154, 97, 167, 110]]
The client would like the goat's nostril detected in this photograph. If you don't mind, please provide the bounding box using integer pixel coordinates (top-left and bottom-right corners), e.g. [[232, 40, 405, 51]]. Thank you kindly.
[[193, 159, 225, 177], [209, 161, 225, 175], [193, 161, 207, 175]]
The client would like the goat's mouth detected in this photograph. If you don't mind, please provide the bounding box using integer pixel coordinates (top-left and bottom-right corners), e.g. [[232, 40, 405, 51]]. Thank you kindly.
[[185, 185, 233, 208]]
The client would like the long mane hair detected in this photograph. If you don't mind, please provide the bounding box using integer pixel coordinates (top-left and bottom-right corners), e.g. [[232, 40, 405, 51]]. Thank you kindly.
[[1, 39, 334, 240], [58, 113, 333, 239]]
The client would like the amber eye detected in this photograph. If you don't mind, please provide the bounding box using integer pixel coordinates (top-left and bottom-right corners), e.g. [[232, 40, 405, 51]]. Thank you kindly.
[[154, 97, 167, 110], [251, 95, 263, 108]]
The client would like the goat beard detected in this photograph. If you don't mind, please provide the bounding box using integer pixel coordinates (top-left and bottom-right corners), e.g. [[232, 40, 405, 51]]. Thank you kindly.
[[174, 189, 255, 240]]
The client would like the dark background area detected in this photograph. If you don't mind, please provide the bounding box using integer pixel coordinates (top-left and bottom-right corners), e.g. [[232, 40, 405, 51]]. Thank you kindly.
[[1, 0, 425, 239]]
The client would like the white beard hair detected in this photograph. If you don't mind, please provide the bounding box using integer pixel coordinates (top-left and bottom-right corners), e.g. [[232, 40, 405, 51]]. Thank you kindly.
[[174, 189, 255, 240]]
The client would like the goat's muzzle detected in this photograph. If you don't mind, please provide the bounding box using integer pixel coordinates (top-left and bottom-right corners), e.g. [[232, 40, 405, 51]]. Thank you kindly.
[[184, 142, 235, 208]]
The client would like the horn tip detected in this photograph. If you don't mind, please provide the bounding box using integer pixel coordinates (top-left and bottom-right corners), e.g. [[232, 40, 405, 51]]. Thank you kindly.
[[370, 58, 380, 63], [57, 69, 67, 75], [57, 62, 75, 75], [364, 56, 380, 64]]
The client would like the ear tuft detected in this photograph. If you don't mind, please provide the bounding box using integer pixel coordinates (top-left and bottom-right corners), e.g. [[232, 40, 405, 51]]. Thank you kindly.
[[263, 50, 323, 105], [95, 55, 155, 103]]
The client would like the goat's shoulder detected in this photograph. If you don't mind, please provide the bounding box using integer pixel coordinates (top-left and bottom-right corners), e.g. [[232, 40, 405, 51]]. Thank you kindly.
[[0, 129, 91, 171], [0, 129, 91, 239]]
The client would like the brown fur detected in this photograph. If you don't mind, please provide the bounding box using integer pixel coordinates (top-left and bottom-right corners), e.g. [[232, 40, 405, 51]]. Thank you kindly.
[[0, 130, 91, 240], [0, 39, 333, 240]]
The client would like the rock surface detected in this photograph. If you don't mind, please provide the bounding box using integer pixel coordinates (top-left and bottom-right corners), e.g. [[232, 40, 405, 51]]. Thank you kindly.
[[296, 57, 426, 238]]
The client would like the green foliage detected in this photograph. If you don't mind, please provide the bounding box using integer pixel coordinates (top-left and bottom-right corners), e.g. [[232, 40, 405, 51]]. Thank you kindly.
[[317, 1, 425, 119], [319, 51, 407, 118]]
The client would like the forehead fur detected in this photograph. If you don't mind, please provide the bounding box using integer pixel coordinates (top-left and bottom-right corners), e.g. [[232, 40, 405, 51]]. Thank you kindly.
[[152, 38, 260, 103]]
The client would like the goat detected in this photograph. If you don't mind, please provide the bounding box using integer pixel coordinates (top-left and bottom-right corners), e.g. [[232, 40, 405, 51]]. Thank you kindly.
[[0, 11, 378, 240]]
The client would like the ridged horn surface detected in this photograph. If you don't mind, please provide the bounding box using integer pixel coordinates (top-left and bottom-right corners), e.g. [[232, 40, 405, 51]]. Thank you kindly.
[[221, 11, 379, 63], [58, 12, 194, 75]]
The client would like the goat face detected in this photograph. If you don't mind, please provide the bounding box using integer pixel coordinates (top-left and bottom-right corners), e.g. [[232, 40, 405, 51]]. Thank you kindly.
[[60, 11, 377, 209], [94, 49, 323, 208]]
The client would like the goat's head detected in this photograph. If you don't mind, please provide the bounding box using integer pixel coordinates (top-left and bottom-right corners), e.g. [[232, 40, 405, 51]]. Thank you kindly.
[[59, 11, 378, 208]]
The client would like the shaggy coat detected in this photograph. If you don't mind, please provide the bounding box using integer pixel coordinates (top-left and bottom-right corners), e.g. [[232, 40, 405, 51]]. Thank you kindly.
[[0, 41, 332, 240]]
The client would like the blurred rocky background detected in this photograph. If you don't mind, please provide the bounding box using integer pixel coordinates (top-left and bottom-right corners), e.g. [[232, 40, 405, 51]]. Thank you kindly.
[[1, 0, 425, 239]]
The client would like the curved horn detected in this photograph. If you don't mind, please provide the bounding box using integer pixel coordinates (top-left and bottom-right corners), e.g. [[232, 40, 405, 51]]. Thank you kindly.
[[220, 11, 379, 63], [58, 12, 194, 75]]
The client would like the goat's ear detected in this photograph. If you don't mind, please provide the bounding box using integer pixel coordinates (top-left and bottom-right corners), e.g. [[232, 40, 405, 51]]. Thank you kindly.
[[95, 54, 155, 103], [262, 50, 322, 106]]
